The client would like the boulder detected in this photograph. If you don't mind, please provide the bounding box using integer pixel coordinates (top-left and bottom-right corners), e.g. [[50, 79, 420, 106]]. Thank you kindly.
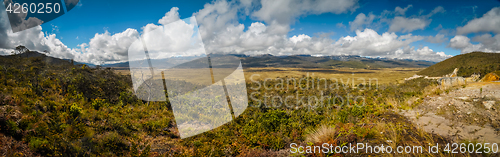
[[438, 77, 466, 88]]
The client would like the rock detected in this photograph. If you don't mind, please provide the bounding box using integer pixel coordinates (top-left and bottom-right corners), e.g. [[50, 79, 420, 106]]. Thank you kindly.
[[483, 101, 495, 110], [480, 73, 500, 82], [405, 75, 423, 81], [438, 77, 466, 88], [455, 97, 469, 101]]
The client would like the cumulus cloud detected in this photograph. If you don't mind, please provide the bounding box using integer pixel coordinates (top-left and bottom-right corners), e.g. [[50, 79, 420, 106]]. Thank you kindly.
[[349, 13, 376, 31], [78, 6, 206, 64], [252, 0, 358, 25], [332, 29, 424, 56], [425, 34, 447, 44], [0, 3, 78, 60], [472, 34, 500, 49], [194, 0, 240, 42], [158, 7, 181, 25], [290, 34, 311, 44], [194, 0, 359, 55], [77, 1, 453, 63], [393, 46, 451, 61], [348, 5, 445, 33], [144, 17, 206, 59], [197, 22, 451, 61], [77, 29, 139, 64], [0, 0, 456, 64], [457, 7, 500, 35], [387, 6, 444, 33], [448, 35, 500, 53], [388, 17, 430, 33], [448, 35, 471, 49]]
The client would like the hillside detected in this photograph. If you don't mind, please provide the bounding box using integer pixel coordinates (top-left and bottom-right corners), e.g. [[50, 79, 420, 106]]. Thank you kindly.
[[417, 52, 500, 77], [2, 51, 95, 67]]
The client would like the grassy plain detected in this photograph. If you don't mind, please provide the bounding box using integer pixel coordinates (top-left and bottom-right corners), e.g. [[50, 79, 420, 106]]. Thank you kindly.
[[114, 67, 423, 85], [242, 67, 422, 84]]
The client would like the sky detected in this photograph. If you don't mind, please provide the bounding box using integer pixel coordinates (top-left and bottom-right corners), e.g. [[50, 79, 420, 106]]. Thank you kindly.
[[0, 0, 500, 64]]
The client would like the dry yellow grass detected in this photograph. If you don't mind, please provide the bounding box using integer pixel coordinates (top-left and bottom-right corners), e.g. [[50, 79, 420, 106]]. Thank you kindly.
[[305, 124, 336, 143], [115, 68, 236, 86], [113, 67, 423, 85], [244, 67, 423, 85]]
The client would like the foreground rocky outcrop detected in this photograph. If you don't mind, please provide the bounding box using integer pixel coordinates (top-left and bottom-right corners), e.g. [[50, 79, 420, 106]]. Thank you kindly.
[[402, 82, 500, 143]]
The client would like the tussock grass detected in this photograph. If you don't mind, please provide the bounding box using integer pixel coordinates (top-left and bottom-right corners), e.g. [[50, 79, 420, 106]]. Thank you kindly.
[[305, 124, 336, 143]]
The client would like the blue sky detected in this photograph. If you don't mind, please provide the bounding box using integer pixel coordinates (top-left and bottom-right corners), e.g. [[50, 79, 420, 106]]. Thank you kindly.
[[1, 0, 500, 64]]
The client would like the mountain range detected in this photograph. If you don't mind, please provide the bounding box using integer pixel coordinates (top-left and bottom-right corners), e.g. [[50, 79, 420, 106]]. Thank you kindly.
[[1, 51, 437, 69], [102, 54, 436, 69]]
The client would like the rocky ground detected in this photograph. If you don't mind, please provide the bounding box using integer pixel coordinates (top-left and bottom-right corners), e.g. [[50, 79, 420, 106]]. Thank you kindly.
[[401, 82, 500, 143]]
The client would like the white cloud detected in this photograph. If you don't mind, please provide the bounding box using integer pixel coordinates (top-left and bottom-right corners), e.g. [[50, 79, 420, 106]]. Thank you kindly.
[[194, 0, 240, 42], [78, 6, 204, 64], [194, 0, 358, 55], [332, 28, 424, 56], [394, 5, 412, 16], [248, 22, 266, 34], [426, 6, 446, 18], [80, 1, 452, 63], [77, 29, 139, 64], [449, 35, 472, 49], [249, 0, 358, 36], [290, 34, 311, 44], [349, 5, 445, 33], [425, 34, 447, 44], [387, 6, 444, 33], [158, 7, 181, 25], [0, 0, 457, 64], [448, 35, 500, 53], [393, 46, 451, 61], [349, 13, 376, 31], [388, 16, 430, 33], [457, 7, 500, 34], [201, 25, 451, 61], [472, 34, 500, 49], [0, 3, 78, 60], [252, 0, 358, 25]]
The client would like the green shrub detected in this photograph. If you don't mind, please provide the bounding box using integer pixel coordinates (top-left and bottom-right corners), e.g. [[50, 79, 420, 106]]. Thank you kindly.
[[259, 109, 289, 132], [29, 138, 50, 152], [69, 103, 82, 117], [91, 98, 108, 110]]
